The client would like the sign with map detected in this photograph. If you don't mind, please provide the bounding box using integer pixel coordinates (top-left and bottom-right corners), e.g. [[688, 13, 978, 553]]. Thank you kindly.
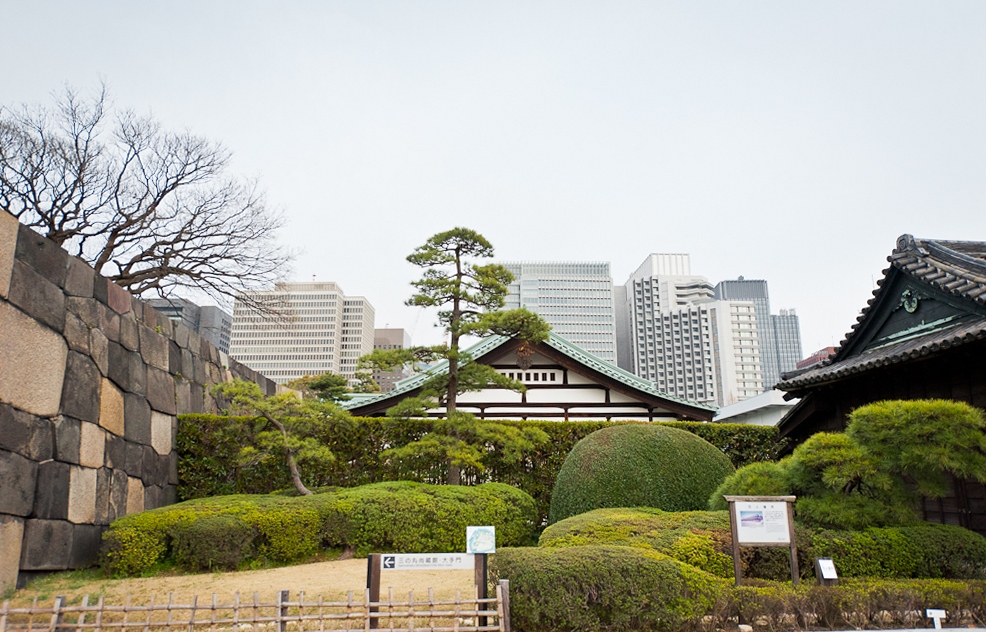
[[734, 501, 791, 544], [466, 526, 496, 554]]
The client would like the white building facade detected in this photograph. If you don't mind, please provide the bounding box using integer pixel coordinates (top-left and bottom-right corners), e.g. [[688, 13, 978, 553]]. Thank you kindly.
[[501, 261, 617, 364], [229, 282, 374, 385]]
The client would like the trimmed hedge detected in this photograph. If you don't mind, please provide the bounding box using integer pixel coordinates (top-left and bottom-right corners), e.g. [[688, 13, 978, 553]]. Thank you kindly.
[[489, 546, 986, 632], [538, 507, 986, 581], [101, 481, 536, 576], [488, 545, 725, 632], [548, 425, 735, 523], [177, 415, 782, 524]]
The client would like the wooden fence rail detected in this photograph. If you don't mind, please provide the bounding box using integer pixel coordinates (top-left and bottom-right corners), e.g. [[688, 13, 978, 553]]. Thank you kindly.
[[0, 582, 510, 632]]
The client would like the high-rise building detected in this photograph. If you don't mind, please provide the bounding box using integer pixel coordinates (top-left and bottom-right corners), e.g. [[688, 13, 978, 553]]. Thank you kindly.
[[146, 298, 232, 354], [713, 278, 803, 389], [372, 328, 413, 392], [621, 254, 765, 406], [502, 261, 617, 363], [229, 282, 374, 384], [772, 309, 803, 376]]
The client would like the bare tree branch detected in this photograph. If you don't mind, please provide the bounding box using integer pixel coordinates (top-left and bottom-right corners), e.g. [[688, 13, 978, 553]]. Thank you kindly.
[[0, 82, 292, 310]]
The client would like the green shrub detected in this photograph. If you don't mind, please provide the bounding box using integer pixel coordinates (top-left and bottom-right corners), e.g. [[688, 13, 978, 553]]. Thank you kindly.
[[548, 425, 735, 524], [489, 545, 726, 632], [170, 514, 255, 571], [810, 523, 986, 579], [177, 415, 782, 525], [708, 460, 792, 511], [101, 481, 537, 577]]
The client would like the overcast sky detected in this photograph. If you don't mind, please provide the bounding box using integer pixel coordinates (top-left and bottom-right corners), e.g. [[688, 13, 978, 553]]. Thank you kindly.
[[3, 1, 985, 353]]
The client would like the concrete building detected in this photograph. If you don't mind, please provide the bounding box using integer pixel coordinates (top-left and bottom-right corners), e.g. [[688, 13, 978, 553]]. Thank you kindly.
[[620, 254, 765, 407], [229, 282, 374, 385], [373, 328, 413, 392], [145, 298, 232, 354], [772, 309, 803, 376], [502, 261, 617, 363], [713, 278, 803, 389]]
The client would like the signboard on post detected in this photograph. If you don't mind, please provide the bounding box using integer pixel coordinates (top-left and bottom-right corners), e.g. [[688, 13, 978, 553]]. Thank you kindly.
[[724, 495, 799, 586], [379, 553, 474, 571]]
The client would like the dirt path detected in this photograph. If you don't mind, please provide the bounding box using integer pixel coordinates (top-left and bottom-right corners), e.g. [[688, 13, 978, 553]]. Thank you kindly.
[[11, 559, 478, 608]]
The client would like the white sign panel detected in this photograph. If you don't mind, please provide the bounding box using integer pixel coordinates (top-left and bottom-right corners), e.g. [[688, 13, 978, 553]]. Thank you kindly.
[[466, 526, 496, 554], [380, 553, 474, 571], [734, 501, 790, 544], [817, 558, 838, 579]]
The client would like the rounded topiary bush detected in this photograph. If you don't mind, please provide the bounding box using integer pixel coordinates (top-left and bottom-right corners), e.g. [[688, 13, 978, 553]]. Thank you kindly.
[[548, 425, 735, 524]]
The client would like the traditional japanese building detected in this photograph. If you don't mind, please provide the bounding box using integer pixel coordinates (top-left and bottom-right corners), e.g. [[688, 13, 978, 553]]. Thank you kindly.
[[776, 234, 986, 534], [344, 331, 716, 421]]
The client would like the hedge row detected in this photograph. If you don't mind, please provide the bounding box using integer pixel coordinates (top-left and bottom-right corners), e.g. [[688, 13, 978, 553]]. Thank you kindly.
[[176, 415, 782, 523], [539, 508, 986, 580], [101, 481, 537, 576], [490, 546, 986, 632]]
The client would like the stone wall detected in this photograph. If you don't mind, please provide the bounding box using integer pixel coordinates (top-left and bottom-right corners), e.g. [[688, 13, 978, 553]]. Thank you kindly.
[[0, 210, 276, 592]]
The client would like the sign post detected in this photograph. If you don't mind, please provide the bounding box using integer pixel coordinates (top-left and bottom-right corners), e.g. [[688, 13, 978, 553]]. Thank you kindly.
[[467, 526, 496, 628], [725, 495, 798, 585]]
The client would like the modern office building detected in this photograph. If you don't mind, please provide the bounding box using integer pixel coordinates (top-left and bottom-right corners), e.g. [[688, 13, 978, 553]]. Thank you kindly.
[[772, 309, 803, 377], [714, 278, 802, 389], [146, 298, 232, 354], [372, 328, 413, 392], [621, 254, 766, 406], [502, 261, 617, 363], [229, 282, 374, 385]]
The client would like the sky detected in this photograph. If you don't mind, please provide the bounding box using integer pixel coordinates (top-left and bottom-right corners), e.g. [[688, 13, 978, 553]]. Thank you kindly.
[[3, 1, 986, 353]]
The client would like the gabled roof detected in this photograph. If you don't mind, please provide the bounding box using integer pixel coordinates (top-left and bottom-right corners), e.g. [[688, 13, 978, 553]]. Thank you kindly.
[[777, 234, 986, 392], [343, 331, 716, 418]]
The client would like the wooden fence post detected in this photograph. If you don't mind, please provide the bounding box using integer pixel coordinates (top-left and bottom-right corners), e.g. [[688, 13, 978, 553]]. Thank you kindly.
[[277, 590, 289, 632], [498, 580, 511, 632], [366, 554, 381, 630], [50, 596, 65, 632]]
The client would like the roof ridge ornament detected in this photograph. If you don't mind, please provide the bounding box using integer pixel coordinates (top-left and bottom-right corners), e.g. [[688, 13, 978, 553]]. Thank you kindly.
[[896, 234, 917, 253]]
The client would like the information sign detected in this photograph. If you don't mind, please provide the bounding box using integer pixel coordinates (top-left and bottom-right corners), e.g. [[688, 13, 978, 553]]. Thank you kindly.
[[379, 553, 474, 571], [817, 558, 838, 580], [734, 501, 791, 544], [466, 526, 496, 554]]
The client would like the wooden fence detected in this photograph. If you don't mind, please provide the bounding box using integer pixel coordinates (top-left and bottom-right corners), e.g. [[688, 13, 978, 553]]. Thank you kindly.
[[0, 582, 510, 632]]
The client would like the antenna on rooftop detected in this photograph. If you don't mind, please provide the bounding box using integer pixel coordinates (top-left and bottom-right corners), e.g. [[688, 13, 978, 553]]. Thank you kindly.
[[312, 274, 317, 282]]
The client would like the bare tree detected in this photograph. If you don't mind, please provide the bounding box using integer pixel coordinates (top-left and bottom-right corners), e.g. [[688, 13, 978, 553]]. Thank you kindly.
[[0, 83, 290, 307]]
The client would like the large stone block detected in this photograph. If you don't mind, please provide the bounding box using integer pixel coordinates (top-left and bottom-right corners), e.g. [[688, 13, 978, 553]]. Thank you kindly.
[[0, 401, 53, 461], [19, 519, 74, 570], [106, 342, 129, 392], [169, 451, 179, 485], [92, 274, 108, 306], [15, 223, 68, 288], [143, 484, 161, 511], [98, 378, 125, 436], [63, 312, 90, 354], [129, 350, 147, 396], [94, 468, 111, 524], [173, 322, 190, 349], [0, 210, 17, 300], [162, 485, 177, 507], [139, 325, 170, 372], [66, 296, 100, 329], [8, 259, 66, 332], [109, 469, 128, 522], [98, 303, 120, 343], [53, 415, 81, 465], [0, 515, 24, 594], [174, 378, 191, 414], [104, 433, 126, 469], [70, 524, 103, 568], [168, 340, 182, 375], [0, 448, 38, 516], [125, 441, 144, 479], [126, 477, 144, 516], [33, 460, 70, 520], [91, 328, 109, 376], [141, 445, 157, 485], [123, 394, 151, 445], [130, 296, 143, 321], [105, 281, 132, 315], [67, 466, 97, 524], [61, 351, 101, 423], [119, 315, 139, 352], [180, 348, 194, 379], [0, 302, 69, 417], [79, 421, 105, 469], [146, 367, 176, 415], [64, 257, 95, 298], [150, 411, 173, 456]]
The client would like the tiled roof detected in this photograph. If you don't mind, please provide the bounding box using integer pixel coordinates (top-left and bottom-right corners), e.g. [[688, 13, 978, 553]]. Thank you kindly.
[[342, 331, 716, 413], [777, 234, 986, 391]]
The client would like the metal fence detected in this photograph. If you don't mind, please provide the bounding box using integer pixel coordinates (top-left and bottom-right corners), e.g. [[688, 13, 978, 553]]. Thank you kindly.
[[0, 581, 511, 632]]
